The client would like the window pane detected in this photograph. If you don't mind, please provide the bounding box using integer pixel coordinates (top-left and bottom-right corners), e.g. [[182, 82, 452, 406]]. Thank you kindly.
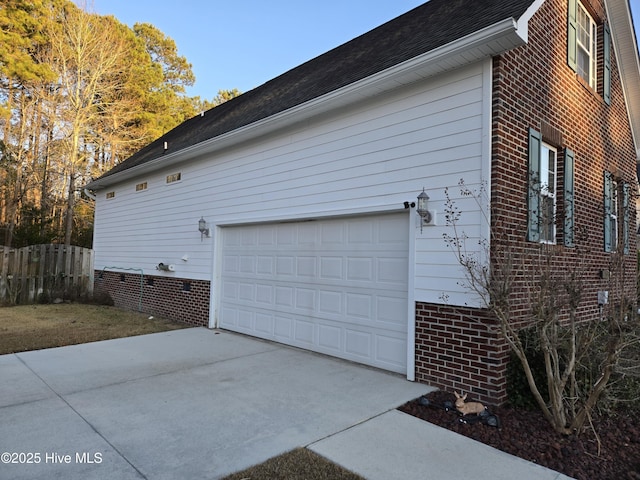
[[610, 180, 619, 251], [547, 150, 556, 194], [577, 8, 590, 45], [610, 217, 617, 249], [539, 142, 557, 243], [577, 48, 590, 81], [576, 2, 596, 88], [540, 145, 556, 194], [541, 196, 555, 242]]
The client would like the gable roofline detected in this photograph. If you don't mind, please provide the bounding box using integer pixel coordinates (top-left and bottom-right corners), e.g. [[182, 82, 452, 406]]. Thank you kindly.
[[87, 0, 539, 191], [605, 0, 640, 163]]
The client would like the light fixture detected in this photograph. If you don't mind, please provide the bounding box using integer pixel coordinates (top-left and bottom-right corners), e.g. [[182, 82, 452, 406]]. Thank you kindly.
[[416, 188, 432, 233], [198, 217, 210, 240]]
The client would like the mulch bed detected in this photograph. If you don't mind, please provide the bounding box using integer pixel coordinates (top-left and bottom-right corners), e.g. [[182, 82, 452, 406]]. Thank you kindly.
[[398, 390, 640, 480]]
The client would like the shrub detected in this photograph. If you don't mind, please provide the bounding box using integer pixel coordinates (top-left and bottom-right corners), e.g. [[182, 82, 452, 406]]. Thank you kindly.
[[81, 291, 114, 306]]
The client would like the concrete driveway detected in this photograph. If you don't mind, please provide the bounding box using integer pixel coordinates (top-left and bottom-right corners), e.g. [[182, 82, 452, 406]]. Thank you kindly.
[[1, 328, 430, 479]]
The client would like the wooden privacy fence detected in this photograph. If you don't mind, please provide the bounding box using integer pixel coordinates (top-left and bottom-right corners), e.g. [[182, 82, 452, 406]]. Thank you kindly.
[[0, 244, 94, 304]]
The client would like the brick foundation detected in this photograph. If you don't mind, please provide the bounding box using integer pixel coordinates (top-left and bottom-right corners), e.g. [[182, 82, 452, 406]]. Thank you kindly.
[[415, 302, 510, 406], [94, 270, 210, 327]]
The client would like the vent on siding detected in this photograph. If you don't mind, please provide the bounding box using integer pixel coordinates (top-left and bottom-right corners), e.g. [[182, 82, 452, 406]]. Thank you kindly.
[[166, 172, 181, 184]]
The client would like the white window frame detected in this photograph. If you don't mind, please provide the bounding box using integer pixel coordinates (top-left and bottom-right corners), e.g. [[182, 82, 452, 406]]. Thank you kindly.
[[576, 1, 597, 89], [609, 179, 618, 251], [539, 142, 557, 243]]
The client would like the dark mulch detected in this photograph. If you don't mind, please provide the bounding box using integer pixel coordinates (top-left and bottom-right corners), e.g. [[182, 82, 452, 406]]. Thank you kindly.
[[399, 391, 640, 480]]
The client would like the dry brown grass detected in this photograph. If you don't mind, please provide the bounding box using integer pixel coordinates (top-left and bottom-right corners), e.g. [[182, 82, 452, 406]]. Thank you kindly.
[[220, 448, 364, 480], [0, 303, 190, 355]]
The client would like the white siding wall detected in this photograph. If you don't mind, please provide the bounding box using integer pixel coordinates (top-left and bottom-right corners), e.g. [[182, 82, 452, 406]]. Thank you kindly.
[[93, 60, 491, 309]]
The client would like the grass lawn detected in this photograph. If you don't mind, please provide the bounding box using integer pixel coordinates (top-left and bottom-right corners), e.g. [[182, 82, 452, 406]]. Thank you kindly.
[[0, 303, 364, 479], [0, 303, 190, 355]]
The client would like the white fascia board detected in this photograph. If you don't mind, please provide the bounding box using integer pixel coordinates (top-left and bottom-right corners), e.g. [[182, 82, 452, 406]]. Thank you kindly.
[[515, 0, 546, 42], [605, 0, 640, 163], [86, 17, 528, 191]]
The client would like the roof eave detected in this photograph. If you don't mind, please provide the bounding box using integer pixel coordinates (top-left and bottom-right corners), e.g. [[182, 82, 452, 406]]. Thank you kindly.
[[605, 0, 640, 163], [86, 17, 527, 191]]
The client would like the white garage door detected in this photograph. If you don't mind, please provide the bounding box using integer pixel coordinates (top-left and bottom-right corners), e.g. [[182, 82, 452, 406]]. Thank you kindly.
[[218, 213, 410, 373]]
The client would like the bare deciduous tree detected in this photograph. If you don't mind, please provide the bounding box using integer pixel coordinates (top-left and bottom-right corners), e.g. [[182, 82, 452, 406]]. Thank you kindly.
[[443, 179, 638, 435]]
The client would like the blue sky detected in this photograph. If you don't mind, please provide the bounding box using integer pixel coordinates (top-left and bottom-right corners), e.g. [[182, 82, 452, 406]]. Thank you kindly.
[[89, 0, 640, 101]]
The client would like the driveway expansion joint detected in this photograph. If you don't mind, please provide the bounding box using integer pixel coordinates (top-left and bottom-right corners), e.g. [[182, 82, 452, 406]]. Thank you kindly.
[[13, 354, 149, 480]]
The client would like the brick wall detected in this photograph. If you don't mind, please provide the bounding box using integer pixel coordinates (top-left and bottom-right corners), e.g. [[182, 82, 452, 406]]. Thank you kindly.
[[491, 0, 637, 317], [94, 270, 210, 327], [415, 303, 510, 406], [415, 0, 637, 405]]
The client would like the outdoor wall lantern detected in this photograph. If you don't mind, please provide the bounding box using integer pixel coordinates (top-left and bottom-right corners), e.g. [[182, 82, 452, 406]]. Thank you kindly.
[[198, 217, 210, 240], [416, 188, 433, 233]]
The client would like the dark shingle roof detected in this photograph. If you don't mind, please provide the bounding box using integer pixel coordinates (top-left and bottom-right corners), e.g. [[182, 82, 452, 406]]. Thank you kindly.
[[96, 0, 534, 181]]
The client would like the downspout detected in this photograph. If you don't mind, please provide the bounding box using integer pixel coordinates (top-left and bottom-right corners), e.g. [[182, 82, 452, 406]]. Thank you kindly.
[[84, 188, 97, 200]]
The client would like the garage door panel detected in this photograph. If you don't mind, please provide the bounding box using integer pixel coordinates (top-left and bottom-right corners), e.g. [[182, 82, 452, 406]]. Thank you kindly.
[[221, 307, 238, 327], [255, 312, 273, 335], [219, 213, 409, 374], [238, 310, 253, 330], [295, 288, 316, 310], [297, 257, 317, 276], [276, 257, 295, 275], [346, 257, 373, 281], [378, 257, 408, 283], [257, 256, 274, 274], [294, 320, 315, 345], [241, 228, 258, 246], [275, 286, 294, 307], [238, 283, 255, 301], [346, 293, 372, 318], [223, 255, 239, 273], [379, 216, 410, 243], [319, 290, 342, 314], [377, 335, 406, 369], [320, 257, 343, 279], [274, 315, 293, 338], [347, 219, 374, 243], [258, 226, 277, 245], [345, 330, 371, 359], [321, 223, 345, 244], [256, 284, 273, 304], [239, 256, 256, 273], [298, 223, 318, 244], [222, 281, 238, 300], [378, 296, 408, 327], [318, 324, 342, 352]]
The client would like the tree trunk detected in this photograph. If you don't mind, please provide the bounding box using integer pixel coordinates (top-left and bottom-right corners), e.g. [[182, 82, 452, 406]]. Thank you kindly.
[[64, 173, 75, 246]]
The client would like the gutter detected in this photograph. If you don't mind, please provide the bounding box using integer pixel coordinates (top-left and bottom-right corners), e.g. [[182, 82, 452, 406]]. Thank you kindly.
[[84, 188, 97, 200]]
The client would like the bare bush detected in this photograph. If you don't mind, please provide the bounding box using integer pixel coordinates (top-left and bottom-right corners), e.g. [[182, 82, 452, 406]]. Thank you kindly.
[[443, 180, 638, 435]]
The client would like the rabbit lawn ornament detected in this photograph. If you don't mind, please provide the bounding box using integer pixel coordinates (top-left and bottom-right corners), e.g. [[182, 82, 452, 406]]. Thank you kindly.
[[454, 392, 486, 415]]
